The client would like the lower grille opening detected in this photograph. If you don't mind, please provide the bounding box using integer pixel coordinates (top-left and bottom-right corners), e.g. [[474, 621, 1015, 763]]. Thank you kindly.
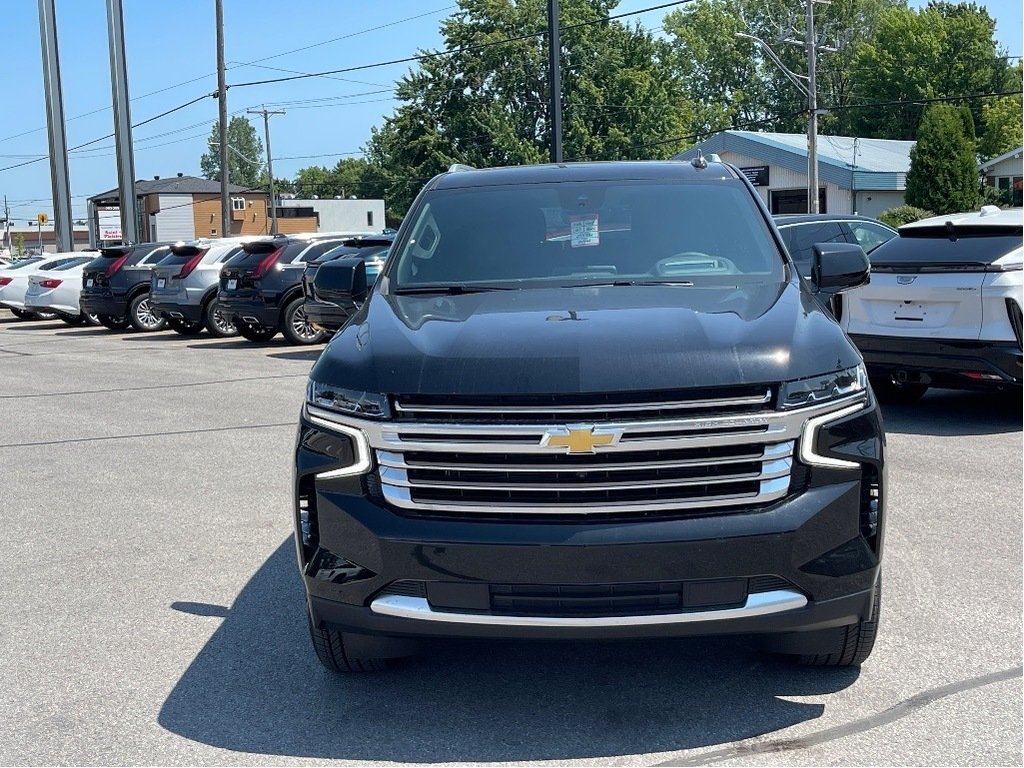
[[860, 464, 881, 553], [376, 576, 798, 617], [410, 480, 762, 507]]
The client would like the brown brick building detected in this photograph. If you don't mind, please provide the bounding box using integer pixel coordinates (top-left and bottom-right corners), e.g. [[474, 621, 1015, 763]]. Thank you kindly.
[[87, 174, 318, 245]]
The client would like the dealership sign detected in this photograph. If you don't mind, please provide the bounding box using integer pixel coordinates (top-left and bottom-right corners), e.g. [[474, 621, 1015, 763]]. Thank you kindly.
[[98, 208, 122, 241], [739, 165, 770, 186]]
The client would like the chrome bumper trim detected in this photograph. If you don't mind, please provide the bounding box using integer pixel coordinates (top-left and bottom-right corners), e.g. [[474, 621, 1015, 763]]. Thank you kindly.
[[369, 590, 808, 627]]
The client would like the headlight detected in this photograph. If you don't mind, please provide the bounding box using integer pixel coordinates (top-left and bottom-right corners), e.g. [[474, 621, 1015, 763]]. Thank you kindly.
[[780, 364, 867, 409], [306, 381, 390, 419]]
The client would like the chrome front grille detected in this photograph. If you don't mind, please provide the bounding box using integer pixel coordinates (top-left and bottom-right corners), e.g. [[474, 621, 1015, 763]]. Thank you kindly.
[[371, 392, 800, 518]]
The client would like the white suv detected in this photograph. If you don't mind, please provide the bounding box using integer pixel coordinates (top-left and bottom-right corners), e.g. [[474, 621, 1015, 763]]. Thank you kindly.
[[843, 205, 1023, 401]]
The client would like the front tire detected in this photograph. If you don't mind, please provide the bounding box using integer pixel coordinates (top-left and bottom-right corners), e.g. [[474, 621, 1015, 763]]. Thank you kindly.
[[797, 577, 881, 667], [203, 298, 238, 338], [307, 614, 392, 673], [870, 374, 928, 404], [97, 314, 130, 330], [58, 312, 85, 326], [128, 293, 167, 332], [282, 297, 327, 345]]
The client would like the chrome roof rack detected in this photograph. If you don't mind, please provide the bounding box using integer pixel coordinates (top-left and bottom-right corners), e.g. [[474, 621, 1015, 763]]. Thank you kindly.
[[447, 163, 476, 173]]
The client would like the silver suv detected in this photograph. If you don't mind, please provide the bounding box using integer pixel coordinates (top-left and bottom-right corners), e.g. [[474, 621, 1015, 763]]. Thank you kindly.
[[149, 238, 270, 336]]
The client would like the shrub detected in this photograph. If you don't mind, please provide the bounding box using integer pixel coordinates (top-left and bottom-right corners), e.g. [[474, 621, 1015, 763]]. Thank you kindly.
[[879, 205, 933, 229]]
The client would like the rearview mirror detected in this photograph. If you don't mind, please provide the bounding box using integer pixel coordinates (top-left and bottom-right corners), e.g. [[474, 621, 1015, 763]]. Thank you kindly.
[[811, 243, 870, 294], [314, 257, 367, 303]]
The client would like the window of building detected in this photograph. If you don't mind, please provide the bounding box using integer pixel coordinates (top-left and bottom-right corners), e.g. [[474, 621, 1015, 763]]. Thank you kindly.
[[986, 175, 1023, 207], [231, 197, 246, 211], [770, 188, 828, 215], [367, 210, 374, 228]]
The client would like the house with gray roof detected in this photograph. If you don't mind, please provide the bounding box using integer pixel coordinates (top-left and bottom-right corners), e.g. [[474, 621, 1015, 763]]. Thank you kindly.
[[673, 131, 915, 218]]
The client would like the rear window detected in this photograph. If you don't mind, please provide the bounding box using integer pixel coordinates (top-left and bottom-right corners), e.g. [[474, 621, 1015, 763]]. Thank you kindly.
[[871, 229, 1023, 268], [216, 246, 244, 263], [51, 258, 91, 271], [391, 180, 783, 288], [296, 240, 348, 263], [138, 246, 171, 264], [3, 258, 45, 271], [227, 240, 307, 268]]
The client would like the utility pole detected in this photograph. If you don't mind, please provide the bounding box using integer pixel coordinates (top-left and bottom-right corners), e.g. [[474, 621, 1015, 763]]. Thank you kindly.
[[2, 196, 9, 254], [38, 0, 73, 252], [105, 0, 138, 244], [547, 0, 563, 163], [736, 0, 832, 214], [215, 0, 230, 238], [247, 106, 285, 235], [805, 0, 820, 213]]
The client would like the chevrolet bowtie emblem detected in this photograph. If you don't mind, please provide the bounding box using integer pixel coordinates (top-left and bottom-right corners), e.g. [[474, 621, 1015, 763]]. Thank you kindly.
[[541, 425, 621, 454]]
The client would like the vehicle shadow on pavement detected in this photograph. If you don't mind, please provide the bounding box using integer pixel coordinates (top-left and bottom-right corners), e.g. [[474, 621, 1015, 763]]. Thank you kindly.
[[266, 349, 324, 362], [881, 388, 1021, 437], [159, 540, 859, 762]]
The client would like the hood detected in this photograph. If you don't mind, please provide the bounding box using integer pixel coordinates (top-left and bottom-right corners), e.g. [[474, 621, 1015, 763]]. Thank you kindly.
[[310, 281, 860, 396]]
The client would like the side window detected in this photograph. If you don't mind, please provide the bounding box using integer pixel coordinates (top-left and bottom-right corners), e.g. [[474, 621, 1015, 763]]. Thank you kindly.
[[847, 222, 894, 255], [231, 197, 246, 211], [786, 223, 846, 278], [140, 246, 170, 264], [298, 241, 344, 263], [217, 246, 243, 263]]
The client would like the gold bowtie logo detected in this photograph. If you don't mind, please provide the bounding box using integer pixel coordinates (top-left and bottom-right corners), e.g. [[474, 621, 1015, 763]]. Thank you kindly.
[[542, 426, 620, 454]]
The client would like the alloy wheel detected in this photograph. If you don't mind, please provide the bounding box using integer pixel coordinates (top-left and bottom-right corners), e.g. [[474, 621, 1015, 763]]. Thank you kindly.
[[135, 298, 162, 330], [291, 306, 321, 341]]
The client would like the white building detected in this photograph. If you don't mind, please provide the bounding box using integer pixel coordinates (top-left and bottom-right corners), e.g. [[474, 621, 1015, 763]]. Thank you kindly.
[[277, 197, 386, 234], [674, 131, 915, 218], [980, 146, 1023, 207]]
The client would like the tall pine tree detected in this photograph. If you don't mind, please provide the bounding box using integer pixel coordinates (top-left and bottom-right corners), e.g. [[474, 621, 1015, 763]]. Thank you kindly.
[[905, 104, 980, 214]]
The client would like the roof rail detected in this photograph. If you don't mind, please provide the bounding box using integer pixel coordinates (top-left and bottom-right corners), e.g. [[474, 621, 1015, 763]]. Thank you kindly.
[[448, 163, 476, 173]]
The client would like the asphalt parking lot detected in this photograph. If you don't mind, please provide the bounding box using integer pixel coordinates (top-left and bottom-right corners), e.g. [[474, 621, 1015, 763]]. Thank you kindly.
[[0, 311, 1021, 767]]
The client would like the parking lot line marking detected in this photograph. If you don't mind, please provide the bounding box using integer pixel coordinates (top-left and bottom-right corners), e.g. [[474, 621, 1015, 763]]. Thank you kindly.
[[0, 421, 294, 450], [0, 373, 307, 399], [654, 665, 1023, 766]]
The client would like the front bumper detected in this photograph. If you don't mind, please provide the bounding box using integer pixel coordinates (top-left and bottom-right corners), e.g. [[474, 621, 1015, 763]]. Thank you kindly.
[[852, 333, 1023, 387], [295, 398, 885, 642]]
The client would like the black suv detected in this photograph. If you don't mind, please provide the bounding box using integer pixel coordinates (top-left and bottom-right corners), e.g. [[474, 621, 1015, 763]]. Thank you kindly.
[[302, 236, 393, 333], [80, 242, 173, 331], [218, 234, 356, 344], [294, 161, 885, 673]]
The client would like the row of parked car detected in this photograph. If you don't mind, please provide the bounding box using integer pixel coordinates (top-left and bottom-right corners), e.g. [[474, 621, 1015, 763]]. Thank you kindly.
[[0, 230, 394, 345], [1, 206, 1021, 405]]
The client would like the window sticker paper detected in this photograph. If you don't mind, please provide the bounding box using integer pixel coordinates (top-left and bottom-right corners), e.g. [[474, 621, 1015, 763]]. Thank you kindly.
[[570, 214, 600, 248]]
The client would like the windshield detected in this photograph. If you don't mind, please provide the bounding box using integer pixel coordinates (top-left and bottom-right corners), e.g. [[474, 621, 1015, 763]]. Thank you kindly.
[[389, 180, 784, 290]]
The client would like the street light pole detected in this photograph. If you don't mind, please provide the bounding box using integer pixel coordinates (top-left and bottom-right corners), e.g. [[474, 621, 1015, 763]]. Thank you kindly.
[[247, 106, 285, 235], [215, 0, 230, 238], [38, 0, 73, 252]]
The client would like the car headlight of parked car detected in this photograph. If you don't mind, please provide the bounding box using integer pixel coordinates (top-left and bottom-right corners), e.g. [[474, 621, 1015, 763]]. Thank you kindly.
[[306, 381, 391, 419]]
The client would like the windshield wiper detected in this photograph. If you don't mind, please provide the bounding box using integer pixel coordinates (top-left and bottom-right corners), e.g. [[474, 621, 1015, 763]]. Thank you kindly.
[[563, 279, 695, 288], [393, 284, 518, 295]]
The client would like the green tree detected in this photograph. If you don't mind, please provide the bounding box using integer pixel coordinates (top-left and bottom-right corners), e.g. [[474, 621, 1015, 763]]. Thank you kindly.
[[979, 92, 1023, 159], [12, 232, 24, 257], [199, 116, 265, 189], [851, 2, 1013, 139], [365, 0, 694, 215], [905, 103, 980, 214], [290, 158, 389, 200], [663, 0, 904, 138]]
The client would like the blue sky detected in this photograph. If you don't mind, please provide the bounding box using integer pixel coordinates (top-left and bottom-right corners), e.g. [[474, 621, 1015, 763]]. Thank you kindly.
[[1, 0, 1020, 220]]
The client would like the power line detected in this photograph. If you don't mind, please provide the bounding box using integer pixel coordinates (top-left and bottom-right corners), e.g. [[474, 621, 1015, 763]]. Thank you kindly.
[[0, 94, 211, 174], [228, 0, 696, 89]]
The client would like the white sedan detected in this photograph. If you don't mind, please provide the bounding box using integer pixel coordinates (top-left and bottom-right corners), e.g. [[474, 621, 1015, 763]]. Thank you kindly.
[[0, 256, 57, 320], [24, 256, 101, 325]]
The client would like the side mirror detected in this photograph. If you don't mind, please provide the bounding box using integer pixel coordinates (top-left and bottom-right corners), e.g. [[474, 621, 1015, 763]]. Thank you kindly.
[[811, 242, 870, 294], [314, 257, 367, 303]]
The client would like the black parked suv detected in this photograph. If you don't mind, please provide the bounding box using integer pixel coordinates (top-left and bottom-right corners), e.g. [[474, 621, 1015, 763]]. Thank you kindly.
[[294, 160, 885, 673], [80, 242, 173, 331], [218, 233, 358, 344], [302, 236, 393, 333]]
